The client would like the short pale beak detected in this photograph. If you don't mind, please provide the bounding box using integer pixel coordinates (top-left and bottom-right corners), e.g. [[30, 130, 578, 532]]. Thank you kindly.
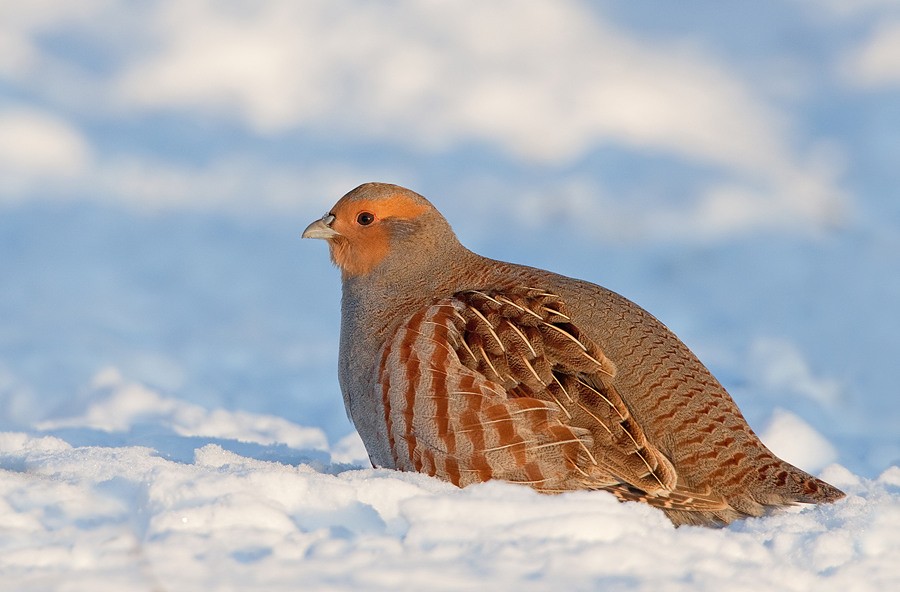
[[302, 214, 339, 240]]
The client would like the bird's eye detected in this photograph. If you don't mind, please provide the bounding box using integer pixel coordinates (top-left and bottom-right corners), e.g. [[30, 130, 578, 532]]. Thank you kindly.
[[357, 212, 375, 226]]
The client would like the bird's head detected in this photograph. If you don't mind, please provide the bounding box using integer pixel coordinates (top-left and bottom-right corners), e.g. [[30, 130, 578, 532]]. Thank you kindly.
[[302, 183, 463, 281]]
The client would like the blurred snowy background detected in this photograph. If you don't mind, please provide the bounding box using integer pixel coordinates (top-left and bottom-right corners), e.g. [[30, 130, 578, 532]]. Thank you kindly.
[[1, 1, 899, 590]]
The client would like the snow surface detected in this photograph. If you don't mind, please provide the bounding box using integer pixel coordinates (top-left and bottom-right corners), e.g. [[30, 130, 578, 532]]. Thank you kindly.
[[1, 371, 898, 592]]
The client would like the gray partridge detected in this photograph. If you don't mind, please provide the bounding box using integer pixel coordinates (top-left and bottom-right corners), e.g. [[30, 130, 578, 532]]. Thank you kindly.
[[302, 182, 844, 527]]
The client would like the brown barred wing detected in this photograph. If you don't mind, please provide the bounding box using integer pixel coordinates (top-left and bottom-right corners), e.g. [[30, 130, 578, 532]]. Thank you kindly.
[[454, 288, 688, 495], [376, 288, 729, 514], [454, 287, 730, 513], [375, 301, 595, 491]]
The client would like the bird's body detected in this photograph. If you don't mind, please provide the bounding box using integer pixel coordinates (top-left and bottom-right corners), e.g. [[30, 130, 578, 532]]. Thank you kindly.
[[303, 182, 844, 526]]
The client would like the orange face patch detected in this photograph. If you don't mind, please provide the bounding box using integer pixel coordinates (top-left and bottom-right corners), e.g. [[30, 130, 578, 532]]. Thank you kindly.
[[326, 194, 429, 278]]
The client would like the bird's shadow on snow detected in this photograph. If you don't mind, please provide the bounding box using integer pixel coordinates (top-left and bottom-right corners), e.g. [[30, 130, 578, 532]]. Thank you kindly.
[[36, 423, 362, 473]]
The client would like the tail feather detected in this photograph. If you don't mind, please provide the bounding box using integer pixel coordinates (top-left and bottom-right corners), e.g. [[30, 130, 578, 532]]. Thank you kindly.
[[604, 461, 844, 527], [752, 461, 845, 506]]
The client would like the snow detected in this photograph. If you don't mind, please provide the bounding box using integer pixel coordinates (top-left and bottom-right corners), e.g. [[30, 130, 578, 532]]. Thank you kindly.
[[759, 409, 839, 474], [1, 375, 897, 591]]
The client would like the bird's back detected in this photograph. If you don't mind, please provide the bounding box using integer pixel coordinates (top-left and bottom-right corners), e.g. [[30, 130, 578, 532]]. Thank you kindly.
[[512, 263, 843, 524]]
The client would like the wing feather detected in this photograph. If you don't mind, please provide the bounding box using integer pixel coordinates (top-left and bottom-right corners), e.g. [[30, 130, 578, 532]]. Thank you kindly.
[[375, 288, 731, 514]]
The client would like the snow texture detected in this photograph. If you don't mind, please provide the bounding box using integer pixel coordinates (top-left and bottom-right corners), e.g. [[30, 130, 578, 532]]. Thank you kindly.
[[1, 373, 897, 592]]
